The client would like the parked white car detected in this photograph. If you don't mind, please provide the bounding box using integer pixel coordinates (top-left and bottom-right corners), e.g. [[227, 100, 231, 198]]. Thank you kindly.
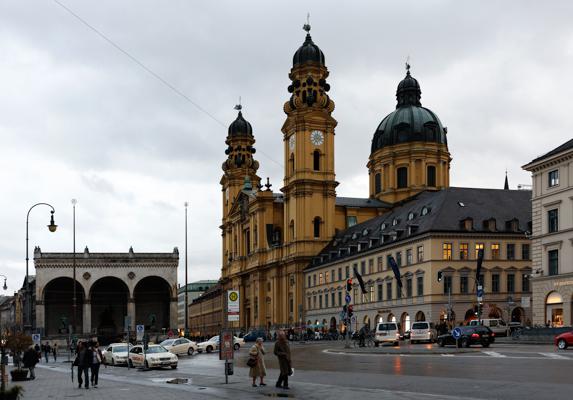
[[468, 319, 508, 336], [374, 322, 400, 346], [160, 338, 198, 356], [128, 345, 178, 369], [102, 343, 132, 366], [197, 335, 244, 353], [410, 322, 437, 343]]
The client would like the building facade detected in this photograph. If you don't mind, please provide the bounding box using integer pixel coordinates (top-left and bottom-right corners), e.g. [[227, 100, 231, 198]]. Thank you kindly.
[[177, 280, 218, 329], [523, 139, 573, 327], [188, 284, 223, 337], [304, 188, 532, 333], [34, 246, 178, 337]]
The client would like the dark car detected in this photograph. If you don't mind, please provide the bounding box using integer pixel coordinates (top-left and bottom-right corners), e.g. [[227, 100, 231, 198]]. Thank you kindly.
[[437, 326, 495, 348], [555, 330, 573, 350], [243, 330, 267, 342]]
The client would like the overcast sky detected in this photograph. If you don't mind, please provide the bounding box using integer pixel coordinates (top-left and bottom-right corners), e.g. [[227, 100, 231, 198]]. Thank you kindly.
[[1, 0, 572, 294]]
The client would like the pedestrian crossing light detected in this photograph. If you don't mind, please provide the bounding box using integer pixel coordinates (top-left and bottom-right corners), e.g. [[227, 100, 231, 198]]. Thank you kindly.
[[346, 278, 353, 292], [437, 271, 443, 282], [348, 305, 354, 317]]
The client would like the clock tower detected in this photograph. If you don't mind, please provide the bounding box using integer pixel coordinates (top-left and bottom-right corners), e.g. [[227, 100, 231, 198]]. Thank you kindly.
[[281, 22, 337, 255]]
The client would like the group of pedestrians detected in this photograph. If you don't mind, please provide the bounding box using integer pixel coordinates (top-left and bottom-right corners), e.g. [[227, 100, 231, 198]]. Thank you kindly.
[[73, 341, 104, 389], [247, 330, 293, 390]]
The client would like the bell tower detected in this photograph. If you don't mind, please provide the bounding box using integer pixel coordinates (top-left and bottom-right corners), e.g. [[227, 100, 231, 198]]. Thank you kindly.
[[281, 22, 337, 254]]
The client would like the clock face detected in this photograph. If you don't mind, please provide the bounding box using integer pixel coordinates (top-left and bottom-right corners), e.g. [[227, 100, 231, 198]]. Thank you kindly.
[[289, 135, 296, 150], [310, 130, 324, 146]]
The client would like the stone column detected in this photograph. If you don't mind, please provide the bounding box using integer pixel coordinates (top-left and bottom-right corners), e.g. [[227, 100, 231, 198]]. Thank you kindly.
[[170, 297, 178, 329], [83, 300, 91, 334], [35, 300, 45, 336], [127, 297, 136, 328]]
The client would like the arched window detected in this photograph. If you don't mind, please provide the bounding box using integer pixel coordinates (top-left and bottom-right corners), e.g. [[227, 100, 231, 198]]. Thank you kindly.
[[313, 217, 321, 238], [427, 165, 436, 187], [313, 150, 320, 171], [375, 173, 382, 194], [289, 153, 295, 175], [397, 167, 408, 188]]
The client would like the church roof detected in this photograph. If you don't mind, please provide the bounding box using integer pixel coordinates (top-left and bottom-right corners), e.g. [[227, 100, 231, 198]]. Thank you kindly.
[[292, 24, 325, 67], [335, 197, 391, 208], [307, 187, 531, 269], [527, 138, 573, 165]]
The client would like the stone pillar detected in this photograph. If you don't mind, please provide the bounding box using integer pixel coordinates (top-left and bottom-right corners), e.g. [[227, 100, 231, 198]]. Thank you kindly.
[[128, 297, 136, 328], [83, 300, 91, 334], [170, 297, 178, 329], [35, 300, 45, 335]]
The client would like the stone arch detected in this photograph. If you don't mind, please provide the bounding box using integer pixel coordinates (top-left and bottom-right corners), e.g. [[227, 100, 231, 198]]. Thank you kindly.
[[329, 317, 337, 331], [89, 277, 129, 337], [546, 290, 564, 327], [511, 307, 525, 323], [387, 313, 396, 323], [43, 277, 85, 336], [363, 315, 371, 330], [415, 311, 426, 322], [376, 314, 384, 324], [400, 312, 410, 333], [488, 306, 502, 319], [134, 276, 171, 332]]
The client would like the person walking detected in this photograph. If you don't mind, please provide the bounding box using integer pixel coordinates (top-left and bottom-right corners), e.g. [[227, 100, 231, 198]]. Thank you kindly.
[[52, 342, 58, 362], [23, 346, 39, 380], [248, 338, 267, 387], [43, 342, 51, 363], [90, 342, 104, 388], [273, 331, 291, 390], [74, 341, 93, 389]]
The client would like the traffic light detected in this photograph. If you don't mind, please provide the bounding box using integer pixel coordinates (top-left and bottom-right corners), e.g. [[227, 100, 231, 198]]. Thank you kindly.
[[342, 304, 348, 313], [348, 305, 354, 317], [437, 271, 443, 282], [346, 278, 353, 292]]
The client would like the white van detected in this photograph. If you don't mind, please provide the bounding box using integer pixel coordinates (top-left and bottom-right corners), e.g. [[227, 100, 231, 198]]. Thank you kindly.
[[468, 319, 507, 336], [410, 322, 437, 343], [374, 322, 400, 346]]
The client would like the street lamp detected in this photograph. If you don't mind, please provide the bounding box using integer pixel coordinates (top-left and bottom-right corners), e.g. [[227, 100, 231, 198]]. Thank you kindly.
[[25, 203, 57, 332], [71, 199, 77, 336], [0, 275, 7, 291], [1, 275, 6, 393], [184, 202, 189, 338]]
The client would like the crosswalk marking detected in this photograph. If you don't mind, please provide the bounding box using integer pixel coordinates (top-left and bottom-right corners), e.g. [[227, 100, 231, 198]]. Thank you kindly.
[[441, 354, 454, 357], [539, 352, 569, 360], [483, 351, 507, 358]]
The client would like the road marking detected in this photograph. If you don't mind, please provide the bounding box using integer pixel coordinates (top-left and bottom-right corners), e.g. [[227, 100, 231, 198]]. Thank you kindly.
[[441, 354, 454, 357], [482, 351, 507, 358], [539, 352, 569, 360]]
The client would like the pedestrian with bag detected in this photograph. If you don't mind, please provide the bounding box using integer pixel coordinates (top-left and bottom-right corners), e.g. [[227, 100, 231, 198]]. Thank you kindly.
[[273, 331, 292, 390], [74, 341, 93, 389], [90, 342, 103, 388], [248, 337, 267, 387], [52, 342, 58, 362], [23, 346, 39, 380]]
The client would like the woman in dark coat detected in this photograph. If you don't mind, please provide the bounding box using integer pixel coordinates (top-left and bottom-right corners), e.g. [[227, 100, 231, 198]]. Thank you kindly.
[[273, 331, 291, 389]]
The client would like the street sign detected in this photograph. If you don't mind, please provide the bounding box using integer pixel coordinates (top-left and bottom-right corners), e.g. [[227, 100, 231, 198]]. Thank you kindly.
[[136, 324, 145, 341], [167, 330, 174, 338], [351, 316, 356, 323], [477, 285, 484, 302], [227, 290, 240, 322], [32, 334, 41, 344], [452, 327, 462, 340], [219, 329, 234, 361], [345, 294, 351, 304]]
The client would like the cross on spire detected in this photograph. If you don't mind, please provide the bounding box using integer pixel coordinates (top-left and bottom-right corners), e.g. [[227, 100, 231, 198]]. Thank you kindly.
[[234, 96, 242, 111], [303, 12, 311, 33], [405, 55, 411, 73]]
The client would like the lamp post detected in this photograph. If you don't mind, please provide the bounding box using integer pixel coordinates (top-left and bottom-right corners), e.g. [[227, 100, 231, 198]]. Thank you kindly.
[[25, 203, 57, 332], [1, 275, 7, 393], [71, 199, 77, 336], [184, 202, 189, 338]]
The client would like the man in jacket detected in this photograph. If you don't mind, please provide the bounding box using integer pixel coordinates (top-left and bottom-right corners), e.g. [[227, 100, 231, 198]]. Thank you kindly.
[[273, 331, 291, 389], [23, 346, 39, 380], [75, 341, 93, 389]]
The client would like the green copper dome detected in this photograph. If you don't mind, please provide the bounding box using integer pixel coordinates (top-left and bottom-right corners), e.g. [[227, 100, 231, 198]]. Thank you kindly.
[[371, 68, 447, 154]]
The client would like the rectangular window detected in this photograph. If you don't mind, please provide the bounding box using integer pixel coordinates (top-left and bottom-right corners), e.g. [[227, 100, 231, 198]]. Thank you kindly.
[[548, 250, 559, 276], [313, 274, 316, 286], [375, 173, 382, 194], [368, 259, 374, 274], [245, 229, 251, 254], [507, 244, 515, 260], [417, 276, 424, 296], [549, 169, 559, 187], [307, 297, 311, 310], [522, 244, 530, 260], [361, 261, 366, 276], [442, 243, 452, 260], [475, 243, 484, 259], [443, 276, 452, 295], [427, 165, 436, 187], [507, 274, 515, 293], [313, 296, 316, 309], [354, 288, 359, 304], [307, 276, 311, 288], [460, 276, 469, 294], [331, 292, 335, 307], [377, 257, 383, 272], [417, 246, 424, 262], [386, 254, 392, 267], [319, 273, 324, 285], [406, 278, 413, 297], [324, 293, 329, 308], [492, 274, 500, 293], [338, 291, 342, 307], [406, 249, 413, 265], [397, 284, 402, 298], [325, 271, 330, 284], [347, 216, 358, 228], [396, 252, 402, 267], [522, 274, 530, 292], [397, 167, 408, 188], [386, 282, 392, 300], [377, 284, 383, 301], [319, 295, 322, 309], [460, 243, 468, 260], [331, 269, 335, 283], [345, 266, 350, 279], [369, 285, 374, 303], [491, 243, 500, 260], [338, 268, 342, 281], [548, 209, 559, 233]]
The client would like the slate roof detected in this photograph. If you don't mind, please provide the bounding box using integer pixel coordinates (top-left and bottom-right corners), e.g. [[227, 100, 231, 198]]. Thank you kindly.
[[307, 187, 531, 270], [528, 138, 573, 164], [336, 197, 391, 208]]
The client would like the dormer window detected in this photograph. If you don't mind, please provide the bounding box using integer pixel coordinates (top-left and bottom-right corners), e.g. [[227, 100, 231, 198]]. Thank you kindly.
[[505, 219, 519, 232], [380, 223, 387, 231], [483, 218, 496, 232], [362, 228, 369, 236], [392, 218, 399, 226], [421, 206, 429, 216], [352, 233, 358, 240], [407, 212, 415, 221]]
